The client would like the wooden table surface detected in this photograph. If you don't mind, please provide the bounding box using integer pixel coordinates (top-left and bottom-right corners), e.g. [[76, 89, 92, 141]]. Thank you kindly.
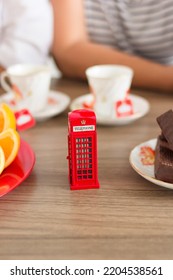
[[0, 78, 173, 260]]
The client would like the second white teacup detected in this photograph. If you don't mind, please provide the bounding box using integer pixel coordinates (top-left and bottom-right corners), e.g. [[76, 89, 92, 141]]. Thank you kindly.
[[86, 64, 134, 119], [1, 64, 52, 114]]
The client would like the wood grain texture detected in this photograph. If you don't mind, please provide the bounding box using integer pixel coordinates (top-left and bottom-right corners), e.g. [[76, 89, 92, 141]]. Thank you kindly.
[[0, 78, 173, 260]]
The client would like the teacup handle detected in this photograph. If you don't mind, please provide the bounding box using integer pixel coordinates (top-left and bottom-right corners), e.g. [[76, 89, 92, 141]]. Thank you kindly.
[[0, 71, 11, 92]]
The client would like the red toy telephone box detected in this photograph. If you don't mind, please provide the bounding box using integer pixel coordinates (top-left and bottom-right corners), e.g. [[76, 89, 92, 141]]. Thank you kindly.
[[67, 109, 100, 190]]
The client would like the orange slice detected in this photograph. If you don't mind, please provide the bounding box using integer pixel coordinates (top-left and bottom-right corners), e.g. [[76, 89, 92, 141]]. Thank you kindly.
[[0, 128, 20, 168], [0, 146, 5, 174], [0, 103, 16, 132]]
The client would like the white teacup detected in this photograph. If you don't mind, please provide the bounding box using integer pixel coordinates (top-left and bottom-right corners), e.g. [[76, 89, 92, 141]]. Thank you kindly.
[[1, 64, 51, 114], [86, 64, 134, 118]]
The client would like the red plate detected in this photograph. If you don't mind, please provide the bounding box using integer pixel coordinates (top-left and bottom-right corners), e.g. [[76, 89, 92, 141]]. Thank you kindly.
[[0, 139, 35, 198]]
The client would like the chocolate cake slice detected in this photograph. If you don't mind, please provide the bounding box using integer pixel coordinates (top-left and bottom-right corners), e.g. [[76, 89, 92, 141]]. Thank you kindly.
[[156, 110, 173, 151], [155, 135, 173, 183], [159, 133, 172, 150]]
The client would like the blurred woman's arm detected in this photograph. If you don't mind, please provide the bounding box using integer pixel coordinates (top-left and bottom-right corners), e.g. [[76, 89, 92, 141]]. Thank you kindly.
[[51, 0, 173, 92]]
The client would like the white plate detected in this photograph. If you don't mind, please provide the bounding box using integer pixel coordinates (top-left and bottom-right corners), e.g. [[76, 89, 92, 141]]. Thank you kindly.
[[70, 93, 150, 125], [0, 90, 70, 122], [129, 138, 173, 189]]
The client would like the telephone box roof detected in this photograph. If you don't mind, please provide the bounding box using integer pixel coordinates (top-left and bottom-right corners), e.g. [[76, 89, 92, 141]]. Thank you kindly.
[[69, 109, 95, 120]]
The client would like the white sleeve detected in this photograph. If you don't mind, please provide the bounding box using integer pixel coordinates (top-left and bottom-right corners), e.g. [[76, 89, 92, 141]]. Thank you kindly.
[[0, 0, 53, 68]]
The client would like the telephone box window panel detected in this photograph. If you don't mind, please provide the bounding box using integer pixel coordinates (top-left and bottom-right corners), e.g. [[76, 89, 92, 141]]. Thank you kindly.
[[67, 109, 100, 190], [76, 137, 93, 180]]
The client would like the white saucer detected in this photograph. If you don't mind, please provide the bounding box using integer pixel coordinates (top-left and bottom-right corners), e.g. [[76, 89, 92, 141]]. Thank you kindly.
[[0, 90, 70, 122], [70, 93, 150, 125], [129, 138, 173, 190]]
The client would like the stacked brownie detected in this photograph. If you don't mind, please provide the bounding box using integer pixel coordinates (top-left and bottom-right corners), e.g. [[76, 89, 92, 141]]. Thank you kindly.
[[155, 110, 173, 183]]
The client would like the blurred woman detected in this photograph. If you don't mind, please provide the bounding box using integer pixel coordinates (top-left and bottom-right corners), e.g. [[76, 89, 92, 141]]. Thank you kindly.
[[51, 0, 173, 92], [0, 0, 53, 72]]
